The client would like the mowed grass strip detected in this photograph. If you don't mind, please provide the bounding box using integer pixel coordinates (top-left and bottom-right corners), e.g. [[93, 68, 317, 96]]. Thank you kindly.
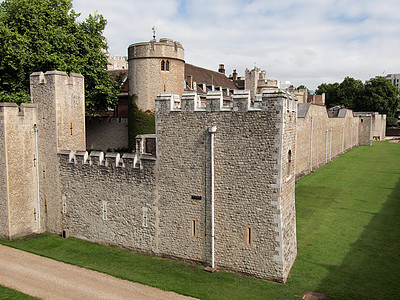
[[0, 285, 37, 300], [1, 141, 399, 299]]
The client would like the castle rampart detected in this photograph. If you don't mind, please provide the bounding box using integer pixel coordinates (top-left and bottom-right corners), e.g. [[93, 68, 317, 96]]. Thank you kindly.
[[86, 117, 129, 151], [154, 90, 297, 282], [55, 89, 298, 282], [58, 139, 157, 252], [296, 103, 367, 178], [0, 103, 38, 239], [30, 70, 86, 233], [0, 68, 388, 283]]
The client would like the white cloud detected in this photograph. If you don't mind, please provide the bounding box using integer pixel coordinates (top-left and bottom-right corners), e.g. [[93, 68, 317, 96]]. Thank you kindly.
[[72, 0, 400, 89]]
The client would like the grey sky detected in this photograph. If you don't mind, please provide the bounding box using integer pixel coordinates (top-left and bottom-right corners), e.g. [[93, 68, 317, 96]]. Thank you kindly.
[[72, 0, 400, 90]]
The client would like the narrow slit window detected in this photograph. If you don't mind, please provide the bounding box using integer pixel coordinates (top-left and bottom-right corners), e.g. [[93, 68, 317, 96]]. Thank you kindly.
[[163, 84, 166, 92], [287, 149, 292, 177], [191, 218, 197, 238], [246, 225, 253, 245], [166, 60, 170, 71], [142, 207, 148, 227], [70, 122, 73, 136], [102, 201, 107, 220], [62, 195, 67, 214], [161, 60, 165, 71]]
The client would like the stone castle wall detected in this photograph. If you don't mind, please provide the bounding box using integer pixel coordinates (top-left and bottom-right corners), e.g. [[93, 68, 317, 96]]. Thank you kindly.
[[128, 39, 185, 112], [56, 89, 297, 282], [86, 117, 128, 151], [371, 113, 386, 140], [0, 103, 38, 239], [296, 104, 361, 178], [155, 90, 297, 282], [59, 146, 157, 252], [30, 71, 86, 233], [0, 68, 388, 282]]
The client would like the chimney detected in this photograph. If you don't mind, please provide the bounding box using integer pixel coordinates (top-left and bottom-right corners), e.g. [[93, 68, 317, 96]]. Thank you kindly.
[[232, 69, 238, 81], [187, 75, 193, 89], [218, 64, 225, 75]]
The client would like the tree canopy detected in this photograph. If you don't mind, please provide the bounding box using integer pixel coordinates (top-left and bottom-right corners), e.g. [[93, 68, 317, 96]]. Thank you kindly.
[[0, 0, 119, 114], [296, 85, 308, 90], [316, 76, 399, 117]]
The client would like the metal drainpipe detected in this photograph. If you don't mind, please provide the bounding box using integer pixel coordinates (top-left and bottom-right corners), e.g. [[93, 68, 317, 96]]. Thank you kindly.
[[208, 125, 217, 268], [342, 125, 345, 153], [325, 129, 328, 163], [310, 117, 313, 172], [329, 128, 332, 161], [34, 124, 40, 232]]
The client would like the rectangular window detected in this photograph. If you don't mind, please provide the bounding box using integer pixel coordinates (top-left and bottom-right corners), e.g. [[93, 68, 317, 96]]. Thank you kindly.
[[190, 218, 197, 238], [102, 201, 107, 220], [246, 225, 253, 245]]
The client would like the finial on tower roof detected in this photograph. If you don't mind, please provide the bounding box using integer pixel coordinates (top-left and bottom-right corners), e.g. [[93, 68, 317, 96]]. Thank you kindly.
[[152, 26, 156, 40]]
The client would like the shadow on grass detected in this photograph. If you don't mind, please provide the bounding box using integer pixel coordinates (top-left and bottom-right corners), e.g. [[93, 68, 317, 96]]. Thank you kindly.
[[316, 178, 400, 299]]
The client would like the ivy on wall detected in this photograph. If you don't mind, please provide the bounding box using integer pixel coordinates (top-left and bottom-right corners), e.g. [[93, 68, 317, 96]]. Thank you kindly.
[[128, 95, 155, 151]]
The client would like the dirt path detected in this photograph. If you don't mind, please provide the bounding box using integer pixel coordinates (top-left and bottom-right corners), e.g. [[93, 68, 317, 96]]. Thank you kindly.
[[0, 244, 195, 300]]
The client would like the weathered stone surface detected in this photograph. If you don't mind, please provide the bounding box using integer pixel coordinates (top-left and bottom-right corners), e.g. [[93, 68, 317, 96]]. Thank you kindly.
[[30, 71, 86, 234], [128, 39, 185, 112], [154, 90, 297, 282], [296, 104, 366, 178], [0, 103, 38, 239], [0, 68, 387, 283]]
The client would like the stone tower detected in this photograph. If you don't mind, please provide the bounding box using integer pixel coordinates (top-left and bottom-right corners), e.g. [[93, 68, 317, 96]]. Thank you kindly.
[[30, 71, 85, 234], [128, 38, 185, 112], [0, 70, 85, 239], [0, 103, 38, 239]]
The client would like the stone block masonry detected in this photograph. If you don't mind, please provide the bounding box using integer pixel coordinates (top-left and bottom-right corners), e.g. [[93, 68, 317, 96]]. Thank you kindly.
[[59, 143, 157, 253], [295, 104, 386, 178], [155, 90, 297, 282], [0, 68, 386, 283], [30, 70, 86, 234], [57, 89, 297, 283], [0, 103, 38, 239]]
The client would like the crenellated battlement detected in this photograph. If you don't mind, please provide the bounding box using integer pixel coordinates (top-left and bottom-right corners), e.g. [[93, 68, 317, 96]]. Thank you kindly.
[[58, 134, 156, 169], [30, 70, 84, 86], [0, 102, 37, 118], [155, 89, 297, 113]]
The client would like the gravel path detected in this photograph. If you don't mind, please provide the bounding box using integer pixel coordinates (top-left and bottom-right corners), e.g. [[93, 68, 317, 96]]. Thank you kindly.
[[0, 244, 195, 300]]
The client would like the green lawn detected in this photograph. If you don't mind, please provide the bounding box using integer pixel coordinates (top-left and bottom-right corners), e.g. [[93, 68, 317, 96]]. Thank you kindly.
[[0, 285, 37, 300], [1, 141, 399, 299]]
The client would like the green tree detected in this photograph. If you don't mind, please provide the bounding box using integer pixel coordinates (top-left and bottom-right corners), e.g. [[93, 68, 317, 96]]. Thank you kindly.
[[356, 77, 400, 117], [0, 0, 119, 114], [297, 85, 308, 90], [337, 77, 364, 110], [315, 82, 340, 108]]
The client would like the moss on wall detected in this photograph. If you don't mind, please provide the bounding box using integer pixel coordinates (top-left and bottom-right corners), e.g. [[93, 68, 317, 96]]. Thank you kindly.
[[128, 95, 155, 150]]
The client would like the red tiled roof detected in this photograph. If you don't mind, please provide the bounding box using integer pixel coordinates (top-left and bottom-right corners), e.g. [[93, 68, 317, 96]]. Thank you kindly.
[[107, 69, 129, 93], [185, 63, 238, 90]]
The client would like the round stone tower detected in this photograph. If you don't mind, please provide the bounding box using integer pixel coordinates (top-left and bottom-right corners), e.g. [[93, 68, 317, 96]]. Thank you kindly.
[[128, 38, 185, 112]]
